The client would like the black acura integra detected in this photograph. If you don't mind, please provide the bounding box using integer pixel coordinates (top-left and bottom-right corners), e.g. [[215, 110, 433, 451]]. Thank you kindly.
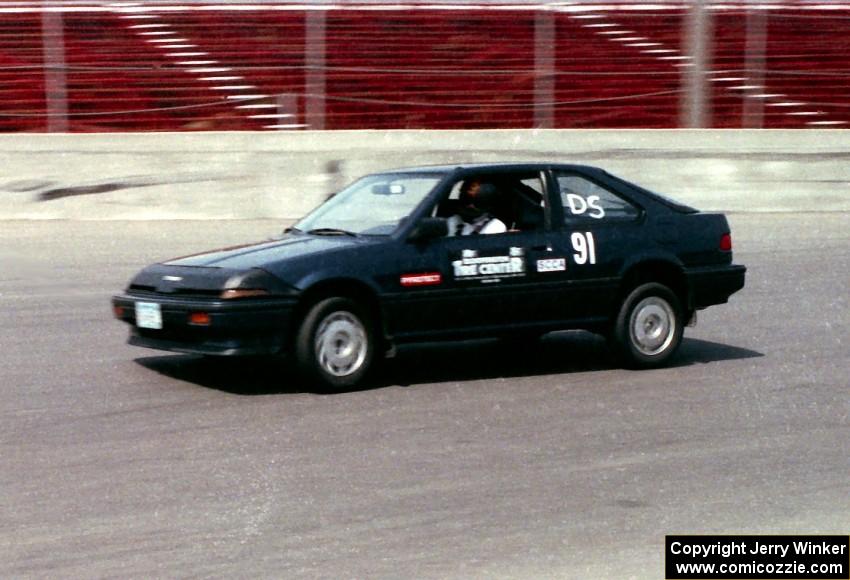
[[112, 163, 746, 390]]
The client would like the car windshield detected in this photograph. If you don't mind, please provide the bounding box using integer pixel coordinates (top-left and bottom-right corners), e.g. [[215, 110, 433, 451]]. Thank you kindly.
[[294, 172, 446, 236]]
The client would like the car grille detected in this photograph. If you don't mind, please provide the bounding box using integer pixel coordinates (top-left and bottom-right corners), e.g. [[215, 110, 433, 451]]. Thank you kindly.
[[128, 285, 221, 300]]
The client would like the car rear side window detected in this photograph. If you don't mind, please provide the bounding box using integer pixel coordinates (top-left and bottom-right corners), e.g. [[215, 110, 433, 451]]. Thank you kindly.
[[556, 173, 640, 222]]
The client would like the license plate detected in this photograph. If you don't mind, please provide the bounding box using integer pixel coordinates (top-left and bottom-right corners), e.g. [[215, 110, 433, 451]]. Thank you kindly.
[[135, 302, 162, 329]]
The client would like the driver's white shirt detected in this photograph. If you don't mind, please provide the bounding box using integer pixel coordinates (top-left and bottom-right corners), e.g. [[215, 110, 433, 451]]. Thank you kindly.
[[447, 214, 507, 236]]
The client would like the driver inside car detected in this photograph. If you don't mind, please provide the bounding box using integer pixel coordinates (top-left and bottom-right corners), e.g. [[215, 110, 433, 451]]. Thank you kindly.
[[447, 179, 507, 236]]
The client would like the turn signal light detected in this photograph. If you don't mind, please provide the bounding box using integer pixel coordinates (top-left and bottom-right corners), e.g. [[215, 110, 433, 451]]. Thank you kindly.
[[719, 233, 733, 252], [188, 312, 211, 326], [220, 288, 269, 300]]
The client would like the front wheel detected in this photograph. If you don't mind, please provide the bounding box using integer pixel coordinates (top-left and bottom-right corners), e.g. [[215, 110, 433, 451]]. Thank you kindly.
[[610, 282, 684, 368], [295, 297, 375, 391]]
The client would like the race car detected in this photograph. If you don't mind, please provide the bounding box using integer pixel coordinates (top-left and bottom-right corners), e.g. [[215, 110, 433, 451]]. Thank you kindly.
[[112, 163, 746, 390]]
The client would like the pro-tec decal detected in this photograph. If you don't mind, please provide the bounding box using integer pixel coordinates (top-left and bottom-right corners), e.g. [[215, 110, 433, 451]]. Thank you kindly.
[[400, 272, 442, 287]]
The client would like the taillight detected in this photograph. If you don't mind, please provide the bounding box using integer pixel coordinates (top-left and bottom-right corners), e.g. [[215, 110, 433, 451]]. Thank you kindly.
[[113, 306, 124, 319], [719, 233, 732, 252]]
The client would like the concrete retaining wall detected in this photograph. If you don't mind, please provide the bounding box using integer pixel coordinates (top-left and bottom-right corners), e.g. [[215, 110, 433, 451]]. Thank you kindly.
[[1, 130, 848, 220]]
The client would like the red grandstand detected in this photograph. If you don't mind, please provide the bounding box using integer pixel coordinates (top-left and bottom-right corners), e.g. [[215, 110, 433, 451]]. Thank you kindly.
[[1, 1, 848, 131]]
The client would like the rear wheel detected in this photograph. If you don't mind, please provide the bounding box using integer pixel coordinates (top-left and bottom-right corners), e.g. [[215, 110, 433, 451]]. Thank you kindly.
[[295, 297, 375, 391], [611, 282, 683, 368]]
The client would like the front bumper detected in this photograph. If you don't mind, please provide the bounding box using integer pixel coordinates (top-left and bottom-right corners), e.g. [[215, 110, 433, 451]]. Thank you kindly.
[[685, 263, 747, 309], [112, 293, 297, 356]]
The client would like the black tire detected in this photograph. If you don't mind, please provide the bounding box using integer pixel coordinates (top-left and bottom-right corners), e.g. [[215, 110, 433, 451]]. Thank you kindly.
[[295, 297, 375, 391], [610, 282, 684, 368]]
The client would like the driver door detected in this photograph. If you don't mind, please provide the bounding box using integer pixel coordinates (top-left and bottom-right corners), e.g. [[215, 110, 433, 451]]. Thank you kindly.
[[387, 171, 559, 338]]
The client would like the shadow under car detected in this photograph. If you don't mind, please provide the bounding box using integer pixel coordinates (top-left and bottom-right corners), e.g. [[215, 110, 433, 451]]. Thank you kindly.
[[133, 332, 764, 396]]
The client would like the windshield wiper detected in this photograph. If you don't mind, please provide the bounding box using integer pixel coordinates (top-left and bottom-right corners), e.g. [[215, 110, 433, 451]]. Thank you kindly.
[[307, 227, 359, 237], [284, 226, 303, 235]]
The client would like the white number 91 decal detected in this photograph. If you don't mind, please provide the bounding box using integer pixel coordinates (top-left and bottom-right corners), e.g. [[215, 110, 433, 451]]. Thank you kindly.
[[571, 231, 597, 265]]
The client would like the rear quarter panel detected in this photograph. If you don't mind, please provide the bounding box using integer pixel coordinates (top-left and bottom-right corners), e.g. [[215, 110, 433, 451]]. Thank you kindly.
[[670, 212, 733, 266]]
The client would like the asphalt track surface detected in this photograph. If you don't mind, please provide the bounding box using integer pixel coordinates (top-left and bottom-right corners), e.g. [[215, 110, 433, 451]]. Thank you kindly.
[[1, 213, 848, 579]]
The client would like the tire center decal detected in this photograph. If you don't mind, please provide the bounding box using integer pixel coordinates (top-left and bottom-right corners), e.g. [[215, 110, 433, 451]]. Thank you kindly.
[[452, 247, 526, 282]]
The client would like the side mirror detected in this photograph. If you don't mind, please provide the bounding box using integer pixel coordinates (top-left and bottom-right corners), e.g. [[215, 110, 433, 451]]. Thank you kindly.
[[408, 217, 448, 243]]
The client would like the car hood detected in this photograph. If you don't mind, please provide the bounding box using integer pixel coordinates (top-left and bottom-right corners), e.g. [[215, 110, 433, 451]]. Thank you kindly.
[[163, 234, 363, 270]]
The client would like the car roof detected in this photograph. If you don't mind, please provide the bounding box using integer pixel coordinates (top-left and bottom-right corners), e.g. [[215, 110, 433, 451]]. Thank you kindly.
[[379, 162, 698, 214], [380, 162, 602, 175]]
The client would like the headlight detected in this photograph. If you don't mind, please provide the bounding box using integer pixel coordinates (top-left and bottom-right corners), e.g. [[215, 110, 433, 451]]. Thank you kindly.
[[220, 268, 294, 299], [220, 288, 270, 300]]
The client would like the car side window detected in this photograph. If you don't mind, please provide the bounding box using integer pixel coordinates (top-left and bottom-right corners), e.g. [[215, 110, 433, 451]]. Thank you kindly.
[[434, 172, 547, 235], [556, 173, 640, 222]]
